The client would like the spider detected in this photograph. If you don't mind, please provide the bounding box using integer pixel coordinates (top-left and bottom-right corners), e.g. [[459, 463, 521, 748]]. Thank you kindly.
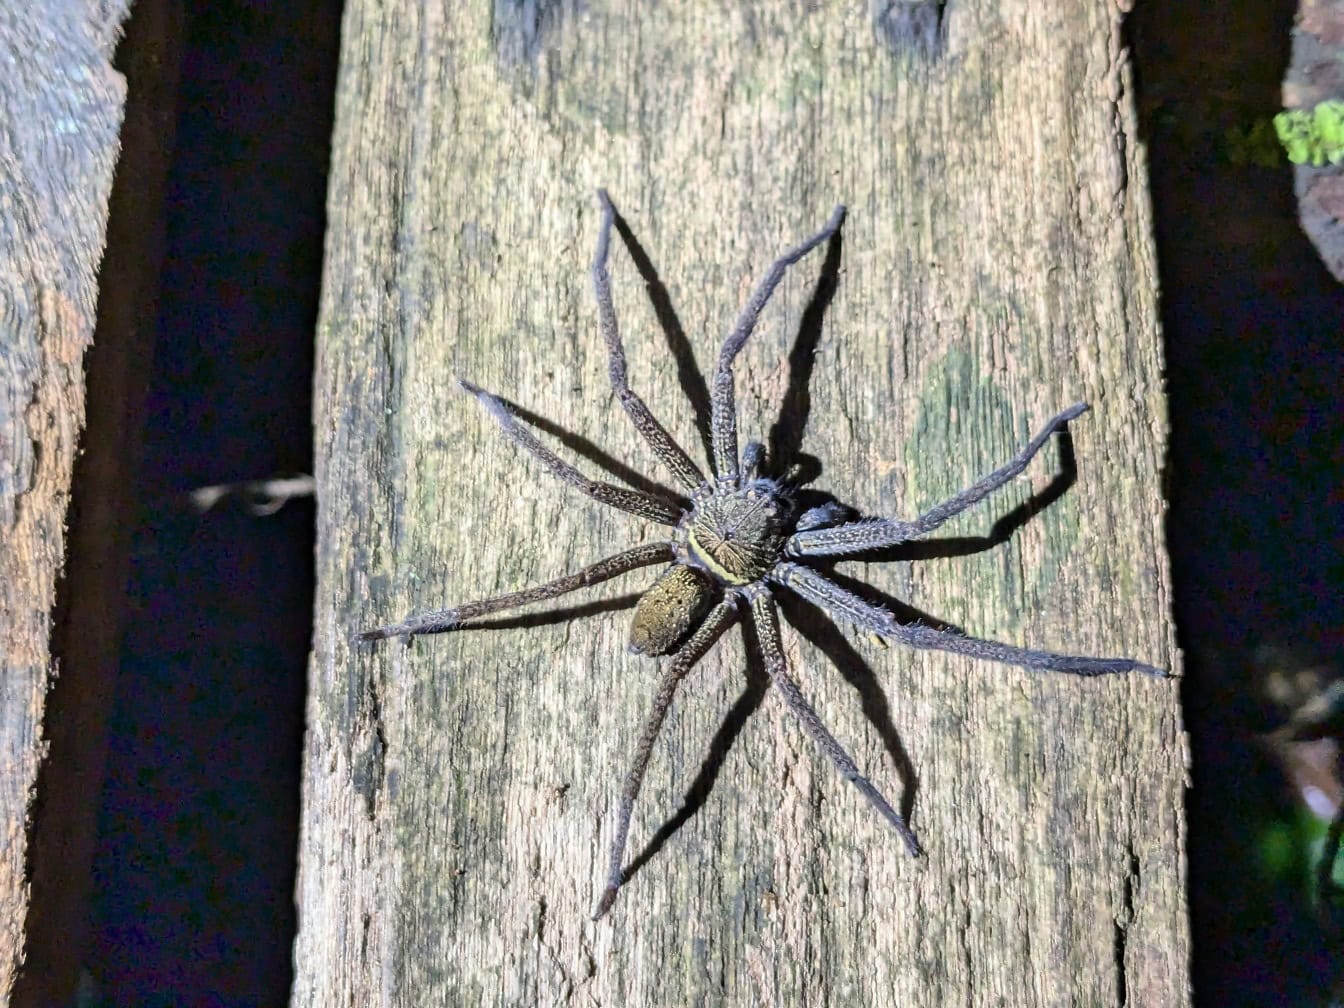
[[359, 190, 1167, 920]]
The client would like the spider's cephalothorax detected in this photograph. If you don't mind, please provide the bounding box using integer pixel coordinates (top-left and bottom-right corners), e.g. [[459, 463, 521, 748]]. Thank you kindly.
[[359, 190, 1168, 921], [631, 477, 795, 656], [680, 479, 794, 586]]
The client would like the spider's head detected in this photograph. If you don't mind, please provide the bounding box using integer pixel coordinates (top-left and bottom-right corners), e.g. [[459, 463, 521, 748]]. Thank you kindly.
[[678, 479, 795, 586]]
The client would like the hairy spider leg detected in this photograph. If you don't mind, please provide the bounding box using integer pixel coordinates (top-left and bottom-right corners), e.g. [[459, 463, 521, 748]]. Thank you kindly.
[[593, 190, 706, 492], [709, 205, 847, 486], [358, 542, 672, 642], [786, 402, 1089, 557], [748, 591, 922, 855], [774, 562, 1168, 678], [456, 380, 682, 525], [594, 599, 739, 920]]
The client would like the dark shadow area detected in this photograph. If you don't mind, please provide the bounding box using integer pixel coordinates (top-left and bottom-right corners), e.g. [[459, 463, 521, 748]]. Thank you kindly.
[[1130, 0, 1344, 1003], [766, 223, 844, 473], [606, 200, 716, 462], [53, 3, 341, 1005], [871, 0, 946, 60]]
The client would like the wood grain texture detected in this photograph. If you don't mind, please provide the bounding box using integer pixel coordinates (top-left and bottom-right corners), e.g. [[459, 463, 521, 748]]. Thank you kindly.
[[0, 3, 130, 999], [298, 2, 1189, 1005]]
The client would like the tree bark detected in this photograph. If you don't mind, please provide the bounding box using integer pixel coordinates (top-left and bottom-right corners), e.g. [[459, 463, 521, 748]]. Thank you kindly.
[[298, 2, 1189, 1005]]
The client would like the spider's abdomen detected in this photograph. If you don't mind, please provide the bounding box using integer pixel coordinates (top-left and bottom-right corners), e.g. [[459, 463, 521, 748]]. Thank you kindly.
[[682, 482, 790, 586], [629, 564, 714, 656]]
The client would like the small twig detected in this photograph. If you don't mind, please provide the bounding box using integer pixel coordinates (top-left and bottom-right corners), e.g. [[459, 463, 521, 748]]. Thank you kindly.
[[188, 474, 315, 515]]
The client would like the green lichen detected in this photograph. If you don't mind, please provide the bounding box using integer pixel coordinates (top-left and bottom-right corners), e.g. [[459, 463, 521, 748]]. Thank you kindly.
[[1273, 100, 1344, 166]]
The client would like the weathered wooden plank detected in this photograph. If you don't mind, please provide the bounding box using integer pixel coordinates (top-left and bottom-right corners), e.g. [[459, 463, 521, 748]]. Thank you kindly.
[[0, 3, 133, 1000], [297, 3, 1189, 1004], [6, 3, 185, 1005]]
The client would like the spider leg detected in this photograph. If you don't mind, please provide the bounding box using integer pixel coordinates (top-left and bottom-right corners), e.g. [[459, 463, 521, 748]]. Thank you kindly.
[[358, 542, 672, 642], [710, 206, 846, 486], [747, 589, 922, 855], [773, 561, 1168, 678], [593, 191, 706, 492], [458, 380, 683, 525], [786, 403, 1089, 557], [593, 599, 738, 920]]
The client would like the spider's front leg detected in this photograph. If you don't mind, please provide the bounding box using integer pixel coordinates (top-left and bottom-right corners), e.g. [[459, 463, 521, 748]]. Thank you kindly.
[[786, 402, 1088, 557], [593, 599, 738, 920], [710, 206, 846, 486], [747, 589, 922, 855], [592, 191, 706, 493]]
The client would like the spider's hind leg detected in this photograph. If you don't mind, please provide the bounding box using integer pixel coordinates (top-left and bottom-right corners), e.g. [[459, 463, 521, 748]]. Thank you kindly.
[[593, 599, 738, 919], [747, 589, 922, 855]]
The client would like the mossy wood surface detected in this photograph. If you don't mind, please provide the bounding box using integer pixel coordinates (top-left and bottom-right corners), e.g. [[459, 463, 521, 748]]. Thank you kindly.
[[0, 4, 130, 1001], [299, 3, 1189, 1005]]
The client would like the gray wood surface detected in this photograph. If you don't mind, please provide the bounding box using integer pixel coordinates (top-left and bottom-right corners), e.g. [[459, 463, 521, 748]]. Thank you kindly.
[[0, 3, 131, 1000], [297, 2, 1190, 1004]]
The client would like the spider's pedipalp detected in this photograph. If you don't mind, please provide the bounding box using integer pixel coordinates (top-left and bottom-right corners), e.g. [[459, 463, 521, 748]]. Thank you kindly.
[[457, 379, 683, 525], [710, 205, 846, 486], [592, 191, 707, 492], [774, 561, 1169, 678], [740, 440, 765, 481], [748, 590, 922, 855], [794, 501, 853, 533], [357, 542, 673, 642], [786, 402, 1090, 557], [594, 599, 738, 920]]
